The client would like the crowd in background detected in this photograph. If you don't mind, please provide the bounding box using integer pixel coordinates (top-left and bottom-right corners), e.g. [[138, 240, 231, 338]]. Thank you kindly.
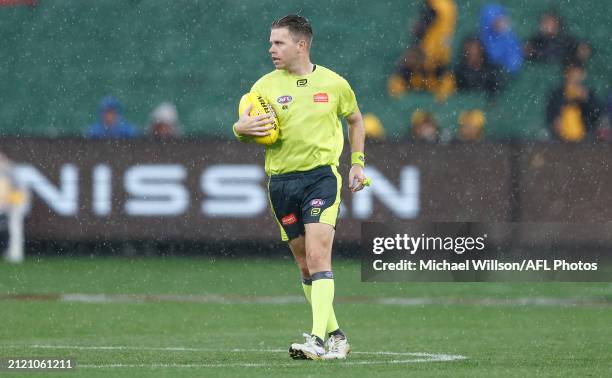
[[379, 0, 610, 144], [76, 1, 610, 145], [85, 97, 181, 140]]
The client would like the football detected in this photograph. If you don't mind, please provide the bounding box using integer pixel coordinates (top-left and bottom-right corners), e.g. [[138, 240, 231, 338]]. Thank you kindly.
[[238, 92, 280, 145]]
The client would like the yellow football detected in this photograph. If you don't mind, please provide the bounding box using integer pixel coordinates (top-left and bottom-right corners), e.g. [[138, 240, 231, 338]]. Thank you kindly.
[[238, 92, 280, 146]]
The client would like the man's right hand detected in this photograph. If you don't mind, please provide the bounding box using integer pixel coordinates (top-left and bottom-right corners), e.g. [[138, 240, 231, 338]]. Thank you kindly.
[[233, 104, 275, 137]]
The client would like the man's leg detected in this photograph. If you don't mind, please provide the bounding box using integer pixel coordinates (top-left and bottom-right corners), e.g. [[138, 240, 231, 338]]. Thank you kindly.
[[287, 165, 347, 359], [286, 224, 335, 360], [288, 235, 340, 335], [303, 223, 351, 360], [304, 223, 336, 341], [288, 235, 310, 280]]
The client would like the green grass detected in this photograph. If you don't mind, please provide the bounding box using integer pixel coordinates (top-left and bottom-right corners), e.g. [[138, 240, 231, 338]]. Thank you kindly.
[[1, 257, 611, 377]]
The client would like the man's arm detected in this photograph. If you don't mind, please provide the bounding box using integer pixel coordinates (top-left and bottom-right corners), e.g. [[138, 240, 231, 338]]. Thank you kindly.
[[346, 107, 367, 192]]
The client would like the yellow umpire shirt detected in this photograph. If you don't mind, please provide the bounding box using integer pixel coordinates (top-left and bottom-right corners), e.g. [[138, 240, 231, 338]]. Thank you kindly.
[[235, 65, 358, 175]]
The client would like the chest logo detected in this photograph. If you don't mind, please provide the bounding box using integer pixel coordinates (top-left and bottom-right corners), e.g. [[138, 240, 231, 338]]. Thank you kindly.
[[296, 79, 308, 87], [277, 95, 292, 104], [313, 93, 329, 103]]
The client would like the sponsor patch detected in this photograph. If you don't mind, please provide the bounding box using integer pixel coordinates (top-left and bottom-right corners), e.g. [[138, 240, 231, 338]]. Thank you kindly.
[[296, 79, 308, 87], [313, 93, 329, 103], [277, 95, 292, 104], [281, 213, 297, 226], [310, 199, 325, 207], [310, 208, 321, 217]]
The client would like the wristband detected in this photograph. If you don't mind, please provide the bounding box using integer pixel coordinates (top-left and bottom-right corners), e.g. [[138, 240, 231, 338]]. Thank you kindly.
[[351, 152, 365, 168]]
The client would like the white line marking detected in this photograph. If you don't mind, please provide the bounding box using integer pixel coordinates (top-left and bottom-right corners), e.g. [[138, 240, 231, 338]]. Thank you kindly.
[[2, 345, 467, 367], [55, 293, 612, 306], [3, 293, 609, 306], [76, 358, 457, 368]]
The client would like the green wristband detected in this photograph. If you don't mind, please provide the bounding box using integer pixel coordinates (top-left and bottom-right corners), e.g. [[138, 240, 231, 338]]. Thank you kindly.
[[351, 152, 365, 168]]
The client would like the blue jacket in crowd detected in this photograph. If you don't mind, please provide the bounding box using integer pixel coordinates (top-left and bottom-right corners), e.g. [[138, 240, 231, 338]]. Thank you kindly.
[[480, 4, 523, 73], [86, 96, 138, 139]]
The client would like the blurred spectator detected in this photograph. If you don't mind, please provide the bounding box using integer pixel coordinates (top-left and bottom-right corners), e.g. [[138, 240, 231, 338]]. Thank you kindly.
[[609, 92, 612, 122], [524, 11, 591, 66], [409, 110, 440, 143], [546, 64, 601, 142], [388, 0, 457, 102], [86, 96, 138, 139], [595, 92, 612, 142], [479, 4, 523, 73], [149, 102, 181, 139], [455, 109, 486, 142], [0, 0, 37, 6], [0, 152, 27, 263], [363, 113, 386, 141], [454, 36, 506, 100]]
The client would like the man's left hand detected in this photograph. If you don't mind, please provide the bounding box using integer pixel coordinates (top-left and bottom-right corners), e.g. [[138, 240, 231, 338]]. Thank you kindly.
[[348, 165, 366, 192]]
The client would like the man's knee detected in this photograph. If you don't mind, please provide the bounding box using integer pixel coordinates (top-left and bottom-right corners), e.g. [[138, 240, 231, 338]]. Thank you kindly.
[[305, 241, 332, 271], [306, 249, 329, 268], [304, 223, 334, 271]]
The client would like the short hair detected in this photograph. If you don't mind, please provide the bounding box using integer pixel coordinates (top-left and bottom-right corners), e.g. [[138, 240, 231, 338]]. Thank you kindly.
[[271, 14, 313, 44]]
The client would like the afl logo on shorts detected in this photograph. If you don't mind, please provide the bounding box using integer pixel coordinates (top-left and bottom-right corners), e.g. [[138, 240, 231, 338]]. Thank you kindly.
[[310, 199, 325, 207], [277, 95, 292, 104], [281, 213, 298, 226]]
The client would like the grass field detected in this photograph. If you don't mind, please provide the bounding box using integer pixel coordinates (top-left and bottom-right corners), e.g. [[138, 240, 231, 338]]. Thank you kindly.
[[1, 256, 611, 377]]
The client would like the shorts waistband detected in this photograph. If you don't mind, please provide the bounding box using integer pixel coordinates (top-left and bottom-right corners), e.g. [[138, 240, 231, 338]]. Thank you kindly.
[[270, 165, 333, 181]]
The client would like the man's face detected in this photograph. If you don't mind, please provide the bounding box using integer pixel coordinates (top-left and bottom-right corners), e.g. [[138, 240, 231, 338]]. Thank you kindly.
[[459, 123, 481, 141], [152, 122, 174, 138], [465, 41, 483, 67], [269, 27, 303, 69], [494, 16, 509, 33], [540, 15, 559, 36], [103, 109, 118, 126], [413, 121, 437, 142], [566, 67, 586, 85]]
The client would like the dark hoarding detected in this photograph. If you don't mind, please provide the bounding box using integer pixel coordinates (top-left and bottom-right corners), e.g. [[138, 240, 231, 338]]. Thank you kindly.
[[0, 139, 512, 242]]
